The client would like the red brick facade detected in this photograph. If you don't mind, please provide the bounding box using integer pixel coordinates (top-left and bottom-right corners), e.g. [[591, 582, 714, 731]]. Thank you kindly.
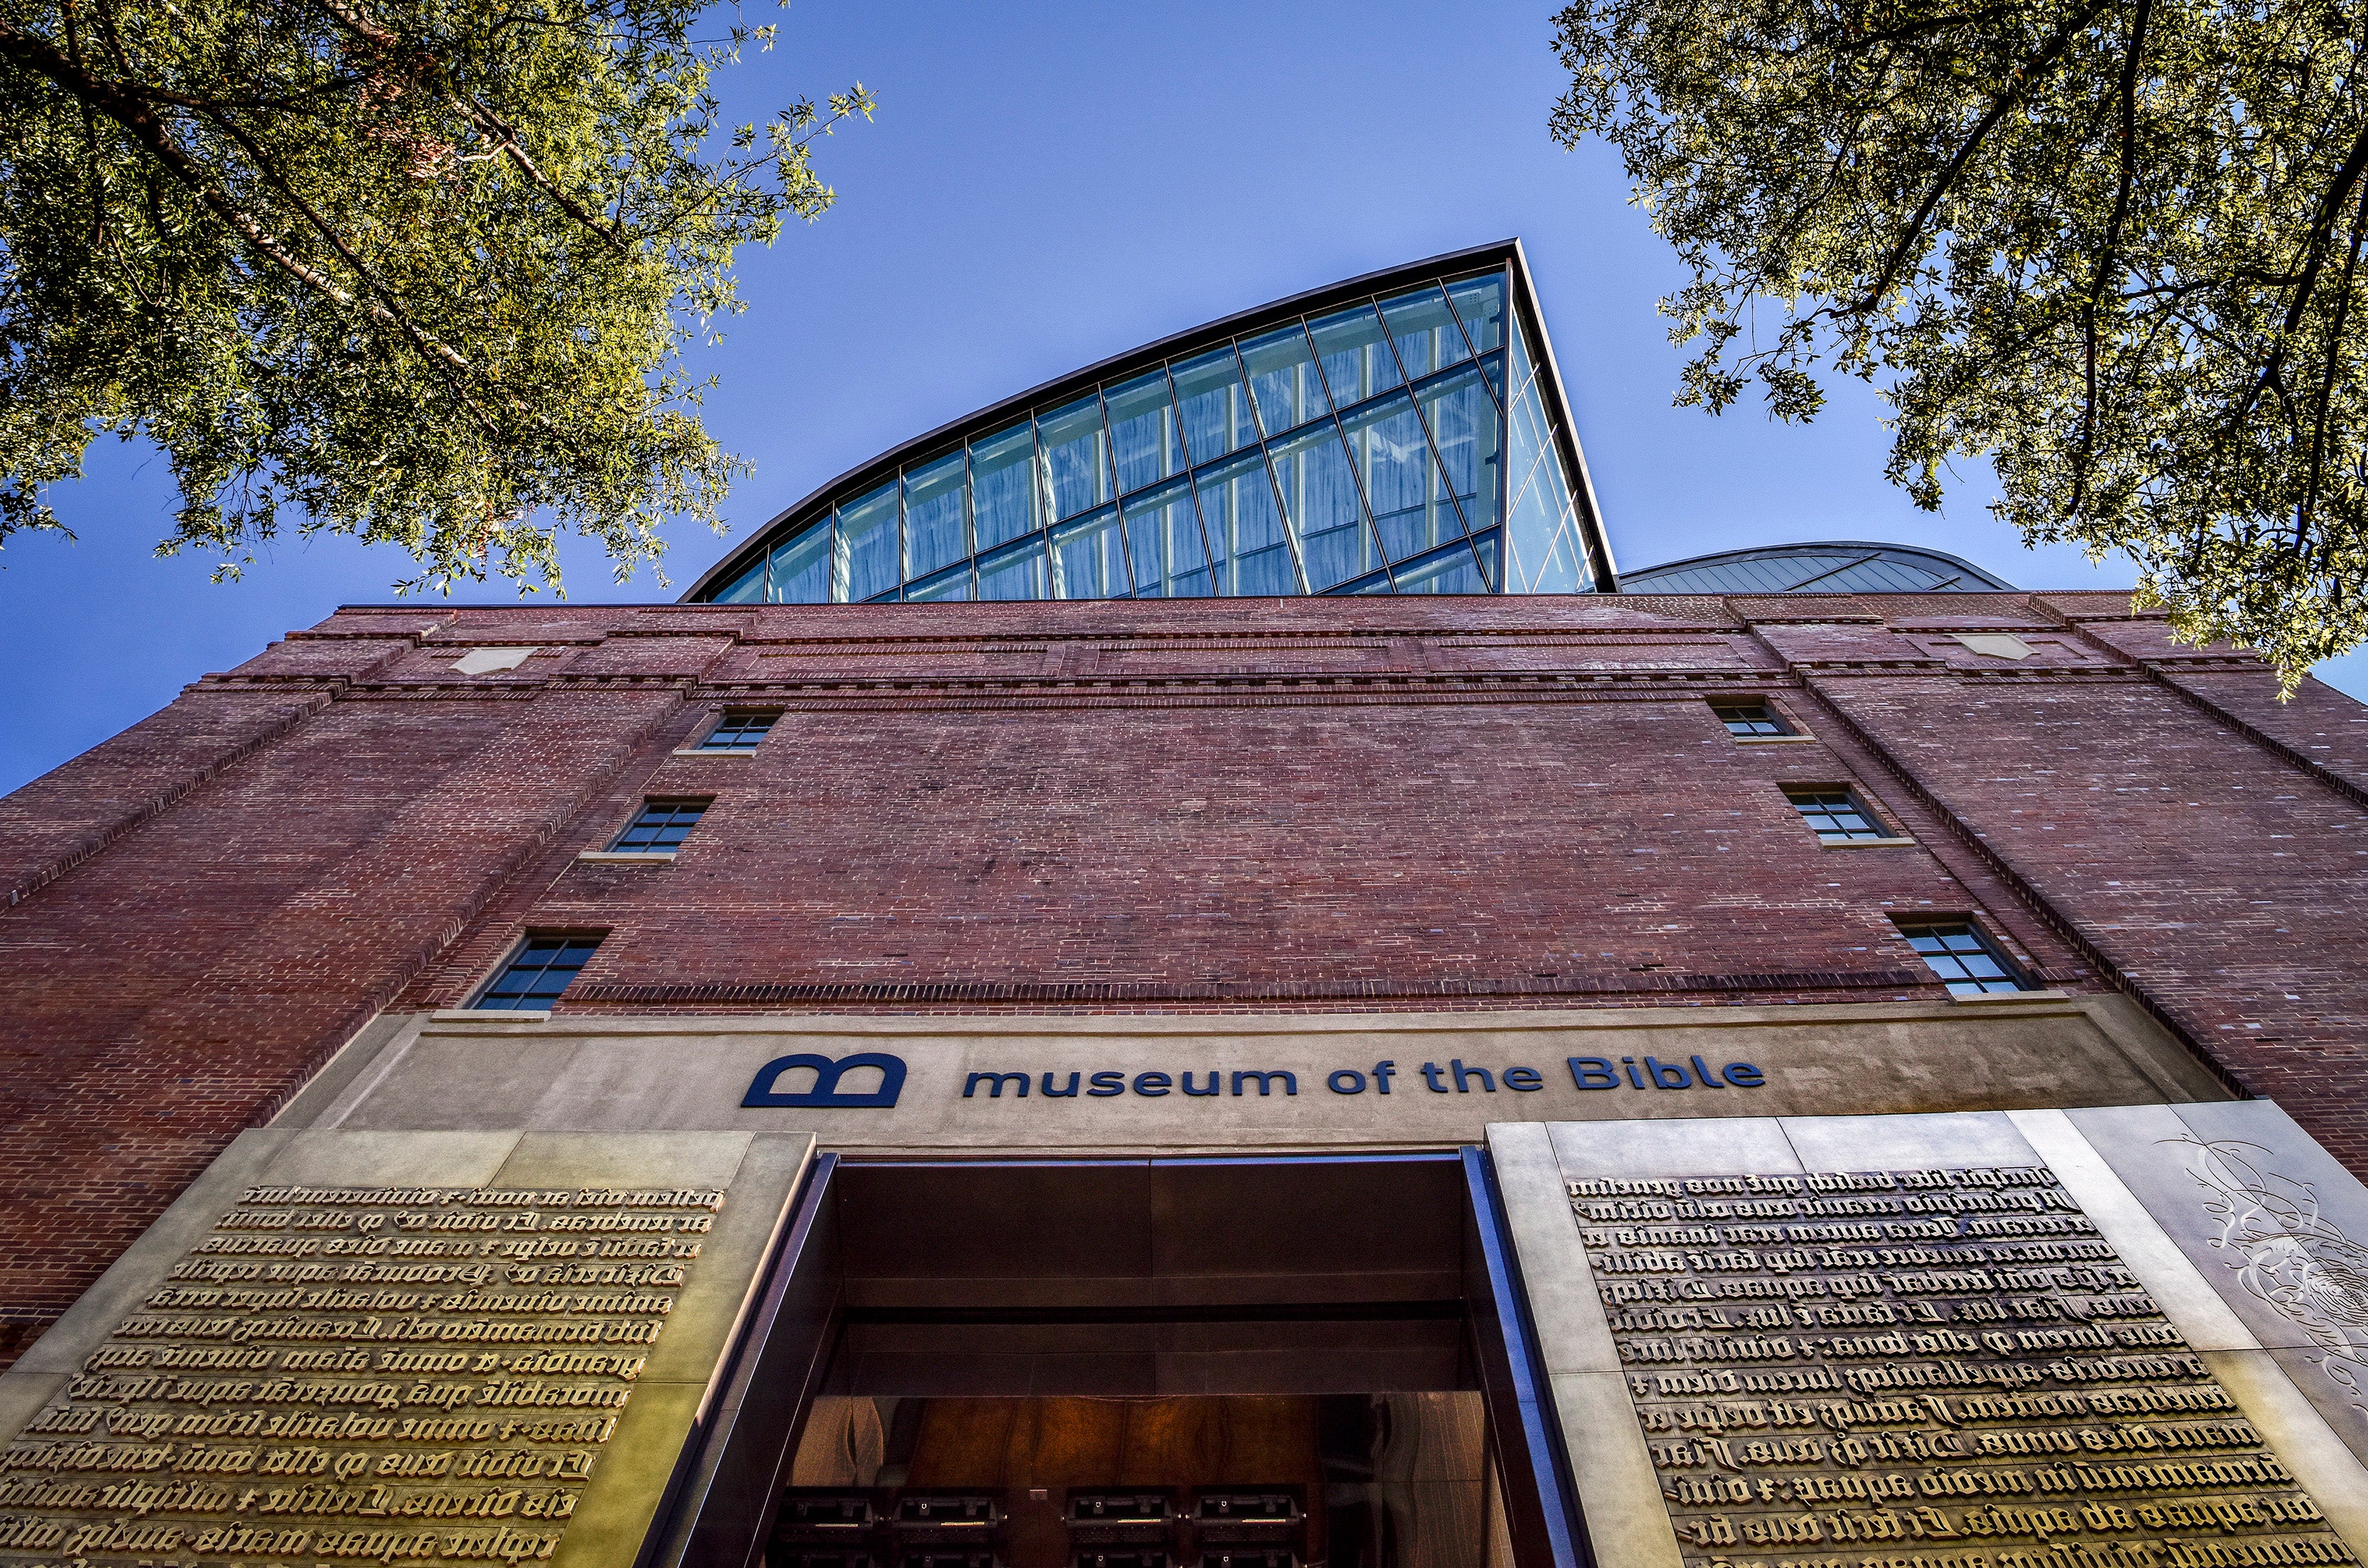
[[2, 590, 2362, 1363]]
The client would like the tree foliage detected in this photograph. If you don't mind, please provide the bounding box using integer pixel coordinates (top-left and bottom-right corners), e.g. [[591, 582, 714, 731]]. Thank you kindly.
[[1553, 0, 2368, 686], [0, 0, 868, 591]]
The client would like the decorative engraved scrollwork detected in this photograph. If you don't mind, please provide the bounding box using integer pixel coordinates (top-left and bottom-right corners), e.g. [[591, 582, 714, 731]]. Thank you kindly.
[[2174, 1135, 2368, 1407]]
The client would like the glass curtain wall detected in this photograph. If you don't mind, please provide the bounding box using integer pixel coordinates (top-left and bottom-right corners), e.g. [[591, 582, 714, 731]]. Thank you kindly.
[[1499, 302, 1593, 596], [705, 267, 1594, 603]]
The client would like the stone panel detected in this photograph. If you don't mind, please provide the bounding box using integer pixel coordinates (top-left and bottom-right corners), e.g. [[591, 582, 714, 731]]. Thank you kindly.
[[301, 999, 2219, 1151], [0, 1129, 811, 1568], [1492, 1108, 2368, 1568]]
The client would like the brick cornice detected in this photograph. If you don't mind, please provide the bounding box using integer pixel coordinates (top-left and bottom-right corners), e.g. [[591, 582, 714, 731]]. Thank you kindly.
[[562, 966, 1937, 1010]]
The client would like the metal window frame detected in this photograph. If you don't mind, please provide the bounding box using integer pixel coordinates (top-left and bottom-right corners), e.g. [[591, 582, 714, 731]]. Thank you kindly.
[[467, 929, 606, 1011], [698, 709, 783, 750], [682, 240, 1604, 605], [1324, 271, 1501, 593], [1263, 416, 1372, 594], [1780, 783, 1887, 841], [897, 445, 975, 588], [612, 797, 713, 853], [1708, 696, 1796, 737], [1892, 915, 2032, 993], [1618, 540, 2018, 595]]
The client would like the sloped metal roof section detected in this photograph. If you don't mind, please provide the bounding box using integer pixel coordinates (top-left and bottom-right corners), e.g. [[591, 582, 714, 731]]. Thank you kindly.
[[682, 239, 1613, 604], [1616, 541, 2017, 595]]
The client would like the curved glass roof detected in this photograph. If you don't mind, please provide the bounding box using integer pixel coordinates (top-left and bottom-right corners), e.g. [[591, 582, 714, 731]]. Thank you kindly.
[[683, 242, 1612, 604], [1616, 541, 2017, 595]]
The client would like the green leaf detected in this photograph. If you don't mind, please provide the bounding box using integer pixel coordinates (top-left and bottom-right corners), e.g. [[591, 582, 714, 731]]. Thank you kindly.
[[0, 0, 872, 597], [1552, 0, 2368, 691]]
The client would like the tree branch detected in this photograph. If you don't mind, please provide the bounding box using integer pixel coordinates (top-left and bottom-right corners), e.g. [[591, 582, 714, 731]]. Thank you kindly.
[[0, 20, 477, 386], [1839, 5, 2019, 51], [2299, 179, 2368, 546], [1839, 0, 2112, 318], [187, 99, 501, 430], [2070, 0, 2153, 517], [303, 0, 632, 256], [122, 74, 374, 114], [2232, 117, 2368, 431]]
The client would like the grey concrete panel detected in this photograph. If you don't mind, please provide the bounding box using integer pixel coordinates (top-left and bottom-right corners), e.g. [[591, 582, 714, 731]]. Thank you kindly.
[[0, 1371, 66, 1447], [1778, 1108, 2039, 1171], [2067, 1101, 2335, 1353], [257, 1126, 521, 1186], [1550, 1370, 1684, 1568], [2082, 993, 2233, 1103], [2008, 1108, 2261, 1351], [657, 1134, 813, 1403], [519, 1031, 782, 1132], [494, 1130, 755, 1194], [2072, 1099, 2368, 1456], [271, 1011, 420, 1129], [11, 1128, 298, 1375], [2269, 1346, 2368, 1504], [333, 1031, 583, 1130], [2201, 1349, 2368, 1560], [1546, 1115, 1799, 1180], [2175, 1097, 2326, 1145], [1486, 1123, 1621, 1377], [325, 996, 2224, 1151], [550, 1378, 704, 1568]]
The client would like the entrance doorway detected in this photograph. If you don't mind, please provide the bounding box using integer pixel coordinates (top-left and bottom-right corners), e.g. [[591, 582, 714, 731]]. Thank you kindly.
[[659, 1151, 1583, 1568], [780, 1392, 1503, 1567]]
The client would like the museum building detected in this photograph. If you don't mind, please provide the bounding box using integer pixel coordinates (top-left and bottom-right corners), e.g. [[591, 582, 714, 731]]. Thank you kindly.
[[6, 242, 2368, 1568]]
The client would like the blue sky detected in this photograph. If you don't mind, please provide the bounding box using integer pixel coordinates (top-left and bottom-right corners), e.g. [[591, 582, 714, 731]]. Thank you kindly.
[[7, 0, 2360, 794]]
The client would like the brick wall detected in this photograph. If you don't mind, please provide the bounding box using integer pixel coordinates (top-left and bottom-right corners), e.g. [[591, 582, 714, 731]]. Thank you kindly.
[[1, 591, 2361, 1362]]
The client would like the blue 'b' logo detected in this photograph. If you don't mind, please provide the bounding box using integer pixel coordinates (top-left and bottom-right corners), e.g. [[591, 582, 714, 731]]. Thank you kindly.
[[743, 1051, 907, 1109]]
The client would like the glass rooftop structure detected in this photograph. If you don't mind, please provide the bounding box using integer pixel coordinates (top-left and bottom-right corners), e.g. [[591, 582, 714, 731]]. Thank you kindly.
[[684, 242, 1613, 604], [1618, 541, 2016, 595]]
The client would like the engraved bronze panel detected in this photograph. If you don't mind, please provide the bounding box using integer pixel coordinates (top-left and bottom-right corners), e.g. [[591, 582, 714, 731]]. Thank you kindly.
[[0, 1179, 729, 1565], [1578, 1165, 2353, 1568]]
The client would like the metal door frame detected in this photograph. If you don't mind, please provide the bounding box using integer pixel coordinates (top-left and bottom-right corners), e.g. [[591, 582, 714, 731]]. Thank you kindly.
[[647, 1146, 1592, 1568]]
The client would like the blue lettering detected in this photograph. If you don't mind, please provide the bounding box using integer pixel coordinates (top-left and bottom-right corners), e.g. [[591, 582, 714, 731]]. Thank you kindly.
[[1087, 1071, 1126, 1097], [745, 1051, 907, 1110], [1568, 1057, 1619, 1090]]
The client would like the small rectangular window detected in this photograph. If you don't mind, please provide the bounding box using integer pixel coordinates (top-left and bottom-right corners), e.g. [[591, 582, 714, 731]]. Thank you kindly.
[[474, 935, 602, 1011], [612, 799, 708, 853], [1785, 786, 1889, 843], [1711, 699, 1793, 737], [1895, 919, 2031, 996], [699, 710, 779, 750]]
